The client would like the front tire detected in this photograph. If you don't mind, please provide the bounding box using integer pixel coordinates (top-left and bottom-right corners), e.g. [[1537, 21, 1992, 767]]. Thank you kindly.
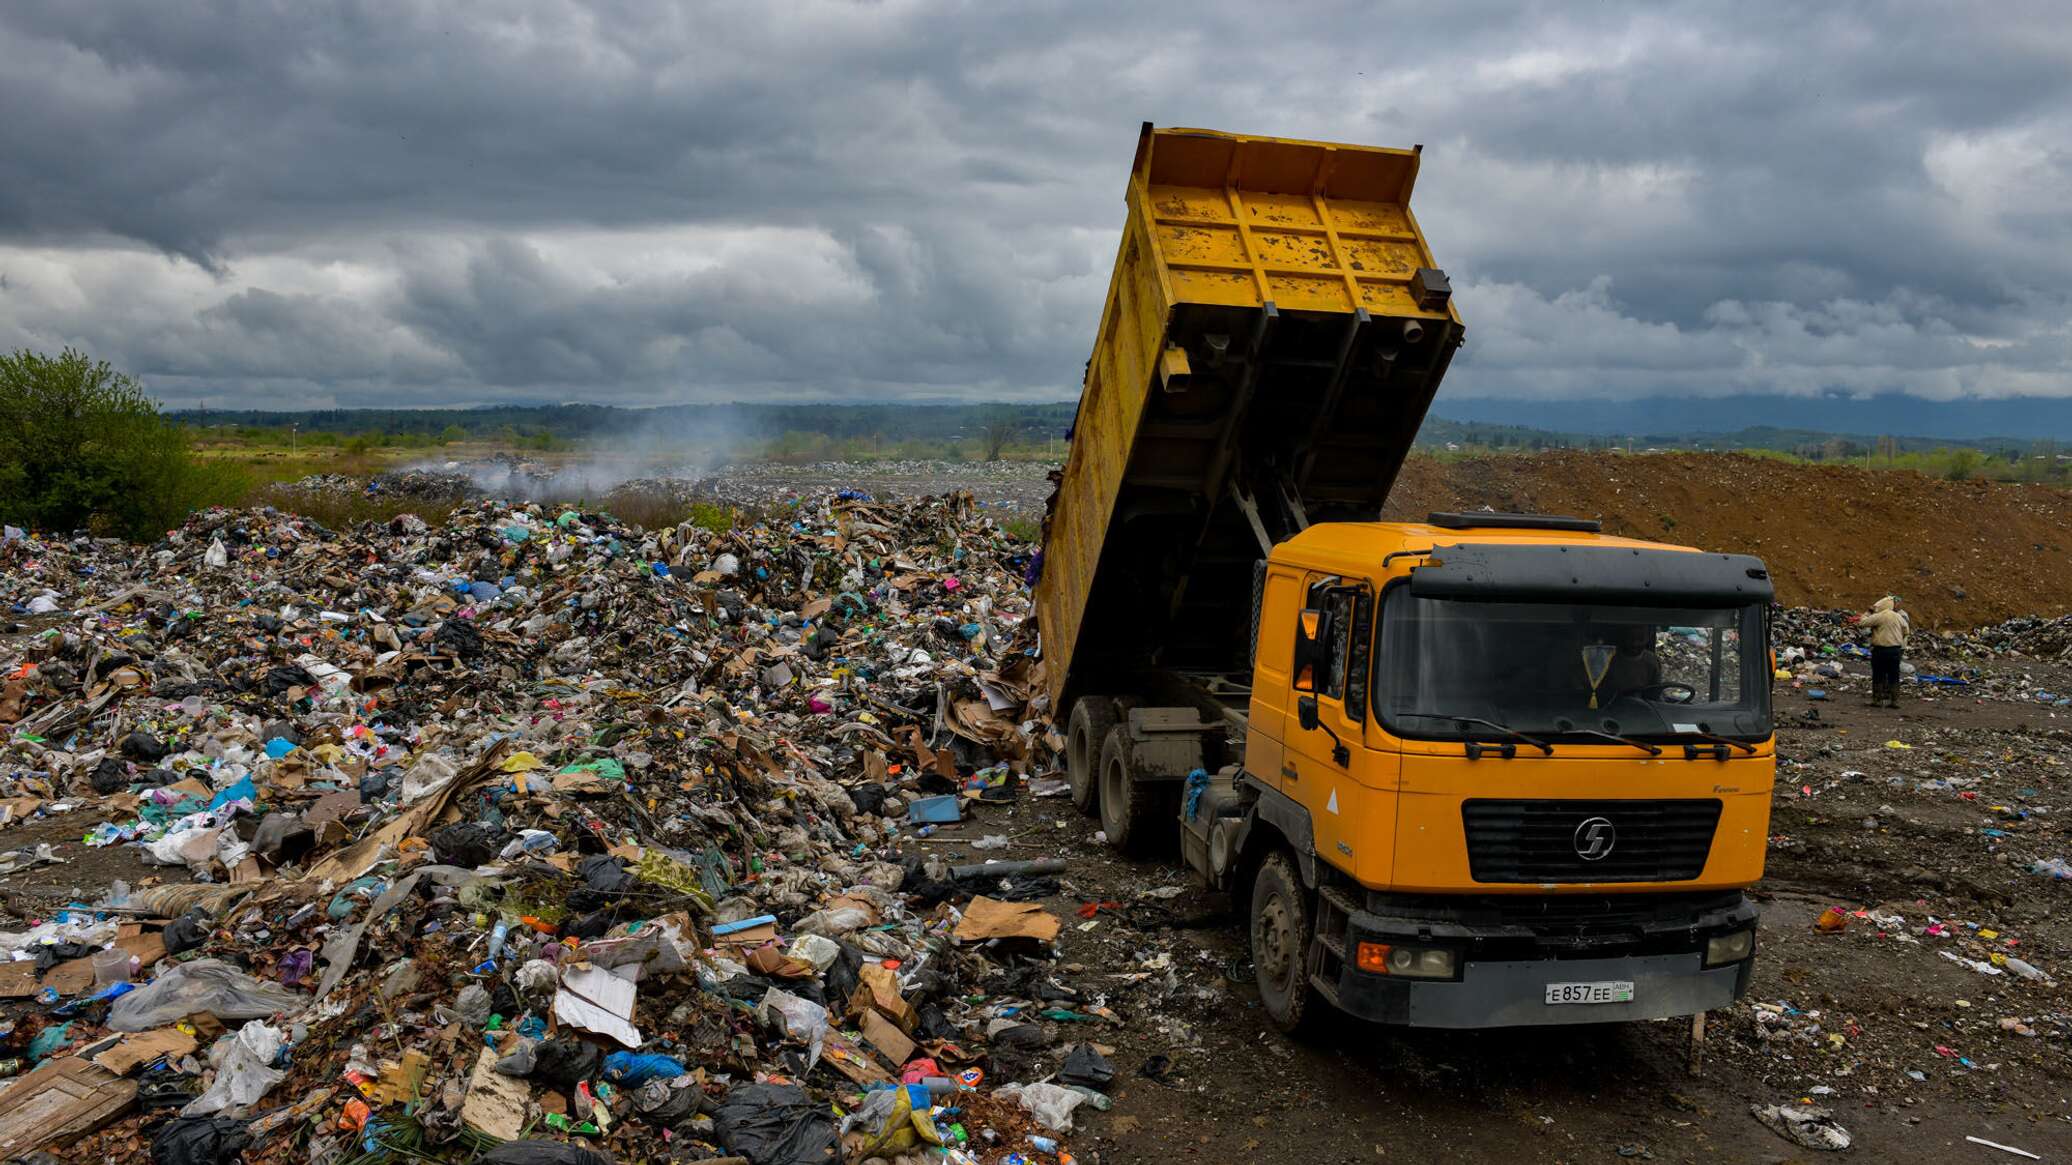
[[1251, 850, 1321, 1035], [1066, 697, 1118, 817]]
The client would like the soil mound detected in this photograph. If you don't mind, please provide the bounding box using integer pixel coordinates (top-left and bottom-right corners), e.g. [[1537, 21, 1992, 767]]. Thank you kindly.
[[1384, 452, 2072, 628]]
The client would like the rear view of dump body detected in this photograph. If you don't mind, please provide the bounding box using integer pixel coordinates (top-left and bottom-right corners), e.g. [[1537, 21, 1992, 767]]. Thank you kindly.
[[1037, 125, 1463, 714]]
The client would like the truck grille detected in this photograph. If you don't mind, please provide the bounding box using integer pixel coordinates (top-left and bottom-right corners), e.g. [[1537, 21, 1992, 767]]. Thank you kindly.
[[1461, 799, 1722, 884]]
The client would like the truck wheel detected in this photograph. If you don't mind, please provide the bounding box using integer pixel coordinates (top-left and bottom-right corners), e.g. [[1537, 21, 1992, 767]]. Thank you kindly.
[[1251, 850, 1321, 1034], [1066, 697, 1118, 817], [1099, 725, 1164, 856]]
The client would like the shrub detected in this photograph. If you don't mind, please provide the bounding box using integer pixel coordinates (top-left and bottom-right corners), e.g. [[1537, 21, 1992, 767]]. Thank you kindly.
[[0, 348, 238, 539]]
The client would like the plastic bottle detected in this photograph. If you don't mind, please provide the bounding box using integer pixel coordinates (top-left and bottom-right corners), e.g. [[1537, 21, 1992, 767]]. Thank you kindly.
[[1029, 1135, 1060, 1153], [2003, 956, 2047, 981], [488, 918, 510, 960]]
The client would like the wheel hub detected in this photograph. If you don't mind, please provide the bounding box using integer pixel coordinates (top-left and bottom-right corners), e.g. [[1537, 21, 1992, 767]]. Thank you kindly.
[[1257, 894, 1294, 980]]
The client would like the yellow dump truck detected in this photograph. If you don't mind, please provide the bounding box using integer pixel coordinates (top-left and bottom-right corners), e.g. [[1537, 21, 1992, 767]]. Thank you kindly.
[[1036, 125, 1775, 1031]]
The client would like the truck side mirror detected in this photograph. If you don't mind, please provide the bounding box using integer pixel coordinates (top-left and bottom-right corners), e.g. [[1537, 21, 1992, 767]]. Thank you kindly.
[[1297, 695, 1320, 731], [1291, 607, 1334, 694]]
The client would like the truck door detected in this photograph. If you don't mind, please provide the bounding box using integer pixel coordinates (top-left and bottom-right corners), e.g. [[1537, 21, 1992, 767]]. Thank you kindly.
[[1247, 566, 1305, 795], [1283, 576, 1370, 869]]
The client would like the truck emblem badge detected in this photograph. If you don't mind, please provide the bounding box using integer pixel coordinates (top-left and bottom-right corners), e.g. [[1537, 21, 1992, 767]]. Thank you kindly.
[[1574, 816, 1616, 861]]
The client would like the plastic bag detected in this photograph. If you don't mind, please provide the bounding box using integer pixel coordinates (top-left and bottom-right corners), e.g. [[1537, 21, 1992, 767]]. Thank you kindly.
[[516, 958, 561, 1003], [182, 1020, 287, 1116], [793, 906, 871, 937], [430, 822, 506, 869], [161, 911, 211, 956], [996, 1080, 1088, 1131], [151, 1115, 251, 1165], [1058, 1042, 1115, 1090], [453, 982, 492, 1026], [786, 934, 841, 974], [400, 751, 460, 803], [110, 959, 305, 1032], [569, 854, 635, 912], [842, 1083, 943, 1159], [478, 1142, 616, 1165], [603, 1050, 687, 1086], [716, 1082, 837, 1165], [145, 826, 221, 872], [758, 987, 829, 1068]]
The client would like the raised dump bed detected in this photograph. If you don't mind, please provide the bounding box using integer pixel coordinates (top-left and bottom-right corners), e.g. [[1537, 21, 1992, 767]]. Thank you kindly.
[[1038, 124, 1465, 710]]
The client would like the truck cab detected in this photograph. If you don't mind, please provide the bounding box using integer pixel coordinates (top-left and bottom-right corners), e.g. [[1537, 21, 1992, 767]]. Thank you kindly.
[[1226, 512, 1772, 1029]]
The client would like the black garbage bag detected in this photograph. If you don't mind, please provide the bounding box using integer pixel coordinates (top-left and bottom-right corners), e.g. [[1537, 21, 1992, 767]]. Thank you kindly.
[[432, 618, 485, 660], [478, 1142, 615, 1165], [33, 941, 94, 971], [151, 1115, 252, 1165], [260, 663, 317, 696], [359, 767, 398, 802], [564, 906, 630, 941], [162, 910, 211, 956], [1059, 1042, 1115, 1090], [529, 1038, 604, 1093], [716, 1082, 837, 1165], [120, 731, 170, 762], [822, 942, 864, 1007], [568, 854, 634, 913], [89, 757, 130, 794], [251, 812, 314, 864], [138, 1071, 203, 1109], [844, 784, 889, 816], [632, 1077, 703, 1127], [430, 821, 506, 869]]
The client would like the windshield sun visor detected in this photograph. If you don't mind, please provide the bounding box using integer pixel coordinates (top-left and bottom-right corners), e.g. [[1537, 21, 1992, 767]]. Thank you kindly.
[[1410, 544, 1774, 607]]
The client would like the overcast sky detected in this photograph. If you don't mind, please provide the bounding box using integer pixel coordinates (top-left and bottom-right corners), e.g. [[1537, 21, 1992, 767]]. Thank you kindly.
[[0, 1, 2067, 410]]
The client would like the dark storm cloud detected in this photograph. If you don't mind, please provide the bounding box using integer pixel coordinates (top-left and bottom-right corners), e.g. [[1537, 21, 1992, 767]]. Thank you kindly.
[[0, 0, 2066, 407]]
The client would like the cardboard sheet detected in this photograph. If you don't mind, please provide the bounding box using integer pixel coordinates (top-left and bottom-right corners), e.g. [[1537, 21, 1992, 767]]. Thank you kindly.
[[553, 964, 642, 1048], [91, 1026, 198, 1075], [954, 896, 1060, 944]]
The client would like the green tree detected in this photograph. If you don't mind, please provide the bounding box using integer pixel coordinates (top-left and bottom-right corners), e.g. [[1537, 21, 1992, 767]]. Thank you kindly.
[[0, 348, 233, 538], [979, 407, 1019, 460]]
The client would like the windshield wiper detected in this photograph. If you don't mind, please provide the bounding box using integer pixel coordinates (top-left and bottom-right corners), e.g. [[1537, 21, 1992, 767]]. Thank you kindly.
[[1558, 726, 1663, 756], [1675, 728, 1759, 755], [1397, 712, 1553, 756]]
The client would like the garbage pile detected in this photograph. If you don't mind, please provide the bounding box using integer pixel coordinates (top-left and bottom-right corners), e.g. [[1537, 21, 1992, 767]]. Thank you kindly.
[[682, 462, 1055, 516], [0, 492, 1113, 1165]]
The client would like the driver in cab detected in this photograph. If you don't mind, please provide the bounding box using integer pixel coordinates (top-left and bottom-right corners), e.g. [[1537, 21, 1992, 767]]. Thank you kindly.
[[1602, 624, 1661, 696]]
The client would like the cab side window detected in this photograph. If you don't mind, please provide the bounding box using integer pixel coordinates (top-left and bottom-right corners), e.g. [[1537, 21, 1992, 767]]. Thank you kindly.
[[1304, 579, 1353, 701]]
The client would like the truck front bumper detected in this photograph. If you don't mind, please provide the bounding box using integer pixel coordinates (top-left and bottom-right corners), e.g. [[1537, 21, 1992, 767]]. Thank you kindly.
[[1333, 949, 1751, 1028], [1328, 891, 1757, 1028]]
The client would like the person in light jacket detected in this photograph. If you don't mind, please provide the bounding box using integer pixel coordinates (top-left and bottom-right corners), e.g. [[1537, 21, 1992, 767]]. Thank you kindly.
[[1856, 595, 1910, 707]]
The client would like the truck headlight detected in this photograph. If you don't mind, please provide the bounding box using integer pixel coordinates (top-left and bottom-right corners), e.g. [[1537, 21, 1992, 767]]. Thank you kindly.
[[1704, 928, 1755, 967], [1356, 941, 1457, 979]]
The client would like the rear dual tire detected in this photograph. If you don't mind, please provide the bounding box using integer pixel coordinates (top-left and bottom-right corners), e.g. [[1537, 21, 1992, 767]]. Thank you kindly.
[[1065, 697, 1118, 816]]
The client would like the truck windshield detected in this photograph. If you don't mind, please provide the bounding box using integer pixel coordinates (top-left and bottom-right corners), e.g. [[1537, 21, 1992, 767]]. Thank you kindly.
[[1375, 590, 1770, 742]]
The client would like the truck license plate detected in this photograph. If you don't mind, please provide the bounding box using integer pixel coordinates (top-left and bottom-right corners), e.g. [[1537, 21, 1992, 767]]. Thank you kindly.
[[1545, 980, 1634, 1005]]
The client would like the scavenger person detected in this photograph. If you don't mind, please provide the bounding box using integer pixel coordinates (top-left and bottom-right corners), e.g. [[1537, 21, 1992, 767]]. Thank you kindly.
[[1856, 595, 1910, 707]]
